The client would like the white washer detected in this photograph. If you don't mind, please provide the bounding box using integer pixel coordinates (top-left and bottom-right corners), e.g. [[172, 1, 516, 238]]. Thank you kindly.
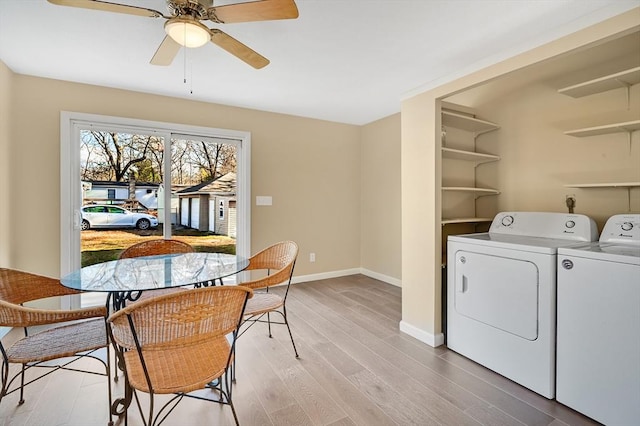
[[447, 212, 598, 399], [556, 214, 640, 426]]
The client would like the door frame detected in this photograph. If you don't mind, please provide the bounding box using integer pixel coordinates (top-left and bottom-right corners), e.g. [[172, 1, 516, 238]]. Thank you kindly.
[[60, 111, 251, 281]]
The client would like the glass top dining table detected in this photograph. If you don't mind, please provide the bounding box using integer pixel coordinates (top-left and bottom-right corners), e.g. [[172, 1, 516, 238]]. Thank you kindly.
[[61, 252, 249, 310]]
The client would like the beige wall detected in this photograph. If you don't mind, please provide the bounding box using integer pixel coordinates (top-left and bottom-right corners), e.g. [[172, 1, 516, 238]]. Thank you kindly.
[[401, 8, 640, 344], [360, 113, 401, 283], [0, 62, 11, 266], [4, 74, 371, 279]]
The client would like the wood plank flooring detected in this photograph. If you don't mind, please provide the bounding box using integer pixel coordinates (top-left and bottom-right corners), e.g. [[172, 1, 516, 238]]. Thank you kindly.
[[0, 274, 599, 426]]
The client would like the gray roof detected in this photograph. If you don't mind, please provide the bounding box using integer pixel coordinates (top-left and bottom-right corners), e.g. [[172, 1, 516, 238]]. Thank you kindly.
[[176, 172, 236, 196]]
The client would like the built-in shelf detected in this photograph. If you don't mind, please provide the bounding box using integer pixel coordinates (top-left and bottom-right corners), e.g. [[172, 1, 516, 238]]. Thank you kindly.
[[564, 182, 640, 188], [564, 182, 639, 212], [442, 111, 500, 135], [442, 186, 500, 195], [558, 67, 640, 98], [564, 120, 640, 137], [442, 217, 493, 225], [441, 147, 500, 164]]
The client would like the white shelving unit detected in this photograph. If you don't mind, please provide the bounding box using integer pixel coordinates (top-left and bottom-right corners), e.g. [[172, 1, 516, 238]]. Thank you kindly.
[[441, 217, 493, 225], [558, 66, 640, 99], [564, 120, 640, 138], [564, 182, 640, 212], [560, 67, 640, 208], [442, 186, 500, 195], [441, 109, 500, 227], [442, 111, 500, 135], [564, 182, 640, 188], [441, 147, 500, 164]]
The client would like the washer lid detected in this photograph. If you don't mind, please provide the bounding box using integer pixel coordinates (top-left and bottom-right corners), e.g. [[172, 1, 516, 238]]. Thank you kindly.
[[558, 242, 640, 265], [448, 232, 585, 254]]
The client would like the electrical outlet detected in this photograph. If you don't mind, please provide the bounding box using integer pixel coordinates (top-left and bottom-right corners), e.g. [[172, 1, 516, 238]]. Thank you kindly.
[[309, 253, 316, 262]]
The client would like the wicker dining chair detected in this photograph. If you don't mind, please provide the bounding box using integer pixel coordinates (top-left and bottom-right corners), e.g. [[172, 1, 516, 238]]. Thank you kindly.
[[119, 239, 195, 301], [119, 239, 194, 259], [108, 285, 252, 426], [238, 241, 299, 357], [0, 268, 113, 425]]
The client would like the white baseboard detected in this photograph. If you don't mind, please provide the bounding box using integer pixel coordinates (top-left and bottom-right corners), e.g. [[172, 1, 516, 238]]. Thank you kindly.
[[360, 268, 401, 287], [292, 268, 362, 284], [293, 268, 402, 288], [399, 320, 445, 347]]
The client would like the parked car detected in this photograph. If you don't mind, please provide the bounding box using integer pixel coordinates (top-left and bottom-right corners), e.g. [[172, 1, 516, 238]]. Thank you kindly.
[[81, 205, 158, 231]]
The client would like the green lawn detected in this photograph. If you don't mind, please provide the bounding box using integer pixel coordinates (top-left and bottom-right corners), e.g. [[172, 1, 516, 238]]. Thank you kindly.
[[81, 228, 236, 267]]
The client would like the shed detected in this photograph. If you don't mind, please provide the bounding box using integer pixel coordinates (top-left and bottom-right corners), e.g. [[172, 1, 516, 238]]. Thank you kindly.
[[176, 172, 236, 236]]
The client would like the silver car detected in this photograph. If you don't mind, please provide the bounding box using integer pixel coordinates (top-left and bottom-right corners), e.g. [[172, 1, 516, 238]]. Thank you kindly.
[[81, 205, 158, 231]]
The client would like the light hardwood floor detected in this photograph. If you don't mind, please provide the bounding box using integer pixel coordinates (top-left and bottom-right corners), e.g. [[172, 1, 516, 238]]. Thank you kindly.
[[0, 275, 599, 426]]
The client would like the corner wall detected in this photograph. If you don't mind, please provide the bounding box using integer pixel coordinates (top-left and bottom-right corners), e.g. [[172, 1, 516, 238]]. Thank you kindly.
[[360, 113, 401, 285]]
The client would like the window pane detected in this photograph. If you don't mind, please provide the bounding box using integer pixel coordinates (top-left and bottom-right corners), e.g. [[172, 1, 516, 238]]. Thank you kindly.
[[80, 131, 238, 272]]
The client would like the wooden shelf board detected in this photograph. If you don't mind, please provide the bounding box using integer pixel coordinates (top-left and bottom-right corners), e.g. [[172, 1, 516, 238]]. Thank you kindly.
[[565, 120, 640, 137], [442, 217, 494, 225], [442, 186, 500, 195], [441, 147, 500, 163], [442, 111, 499, 134], [564, 182, 640, 189], [558, 67, 640, 98]]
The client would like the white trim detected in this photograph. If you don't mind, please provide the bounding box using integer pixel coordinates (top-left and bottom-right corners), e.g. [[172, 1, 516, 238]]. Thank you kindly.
[[291, 268, 362, 284], [360, 268, 401, 287], [291, 268, 401, 287], [399, 321, 445, 348]]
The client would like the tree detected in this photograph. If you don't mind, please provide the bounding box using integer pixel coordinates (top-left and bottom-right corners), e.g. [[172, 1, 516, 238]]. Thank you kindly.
[[80, 131, 159, 182]]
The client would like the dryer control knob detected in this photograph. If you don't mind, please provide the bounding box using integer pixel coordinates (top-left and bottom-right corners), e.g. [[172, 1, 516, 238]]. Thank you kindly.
[[565, 220, 576, 229], [621, 222, 634, 231], [561, 259, 574, 270], [501, 215, 514, 227]]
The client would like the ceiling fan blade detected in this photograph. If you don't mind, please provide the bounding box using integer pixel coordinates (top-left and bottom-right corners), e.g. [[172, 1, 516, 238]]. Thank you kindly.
[[208, 0, 298, 24], [209, 29, 269, 69], [47, 0, 164, 18], [150, 36, 182, 66]]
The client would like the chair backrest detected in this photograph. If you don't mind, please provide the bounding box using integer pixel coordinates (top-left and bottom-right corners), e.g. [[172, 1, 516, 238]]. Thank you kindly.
[[119, 239, 195, 259], [108, 286, 252, 351], [0, 268, 88, 328], [0, 268, 77, 306], [241, 241, 298, 290]]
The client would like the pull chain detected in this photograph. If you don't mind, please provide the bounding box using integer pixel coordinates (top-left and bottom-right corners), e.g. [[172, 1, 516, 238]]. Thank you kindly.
[[183, 24, 187, 84]]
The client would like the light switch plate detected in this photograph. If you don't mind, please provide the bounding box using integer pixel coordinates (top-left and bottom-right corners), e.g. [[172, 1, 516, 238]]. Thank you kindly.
[[256, 196, 272, 206]]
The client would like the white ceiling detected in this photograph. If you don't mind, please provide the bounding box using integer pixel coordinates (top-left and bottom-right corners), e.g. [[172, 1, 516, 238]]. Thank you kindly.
[[0, 0, 638, 125]]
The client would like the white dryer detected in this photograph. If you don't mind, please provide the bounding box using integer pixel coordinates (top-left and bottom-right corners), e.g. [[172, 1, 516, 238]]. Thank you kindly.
[[447, 212, 597, 399], [556, 214, 640, 426]]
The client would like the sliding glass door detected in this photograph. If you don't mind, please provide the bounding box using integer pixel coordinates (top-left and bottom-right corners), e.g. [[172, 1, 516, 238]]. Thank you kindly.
[[60, 113, 251, 308]]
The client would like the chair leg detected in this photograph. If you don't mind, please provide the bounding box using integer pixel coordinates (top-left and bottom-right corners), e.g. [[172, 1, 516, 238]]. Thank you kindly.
[[106, 346, 114, 426], [18, 363, 26, 404], [0, 356, 9, 404], [282, 306, 299, 358], [267, 312, 272, 338], [229, 399, 240, 426]]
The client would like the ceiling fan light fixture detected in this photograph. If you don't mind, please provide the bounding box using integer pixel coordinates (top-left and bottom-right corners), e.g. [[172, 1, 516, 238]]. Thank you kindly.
[[165, 18, 210, 48]]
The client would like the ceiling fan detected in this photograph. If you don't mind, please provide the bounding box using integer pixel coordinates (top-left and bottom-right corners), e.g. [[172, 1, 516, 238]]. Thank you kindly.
[[47, 0, 299, 69]]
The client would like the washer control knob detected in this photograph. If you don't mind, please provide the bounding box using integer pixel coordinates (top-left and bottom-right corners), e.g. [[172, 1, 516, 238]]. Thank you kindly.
[[501, 215, 514, 227], [621, 222, 634, 231], [561, 259, 574, 270], [565, 220, 576, 229]]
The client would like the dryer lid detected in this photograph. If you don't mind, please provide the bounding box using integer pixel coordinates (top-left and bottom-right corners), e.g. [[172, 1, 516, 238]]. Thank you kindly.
[[448, 232, 587, 254]]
